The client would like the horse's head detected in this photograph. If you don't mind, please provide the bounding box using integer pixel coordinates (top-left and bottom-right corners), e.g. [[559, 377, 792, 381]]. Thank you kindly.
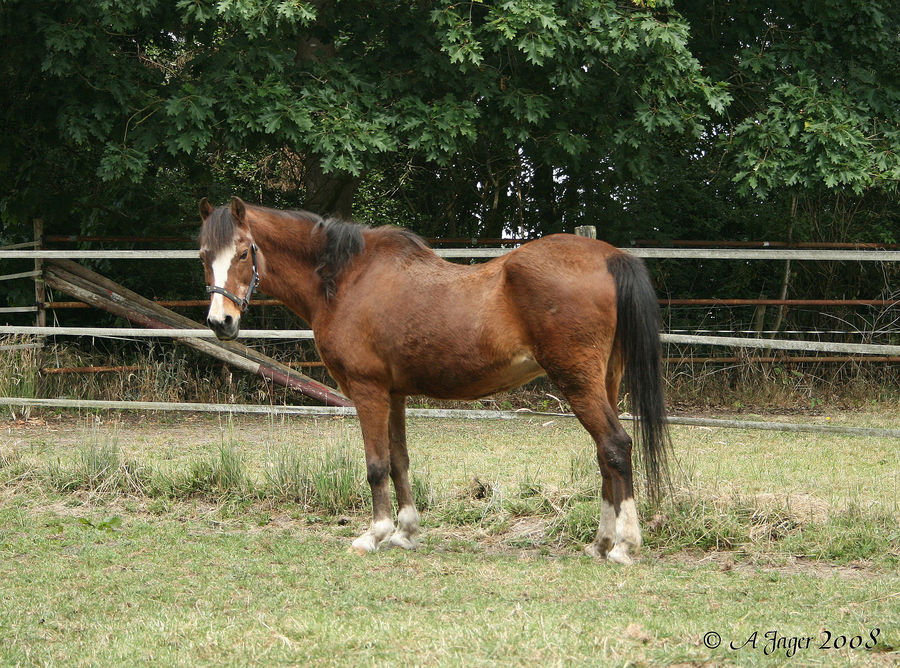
[[198, 197, 259, 341]]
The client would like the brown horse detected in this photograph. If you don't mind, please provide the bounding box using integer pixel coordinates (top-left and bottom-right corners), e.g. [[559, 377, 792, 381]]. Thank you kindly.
[[199, 197, 670, 564]]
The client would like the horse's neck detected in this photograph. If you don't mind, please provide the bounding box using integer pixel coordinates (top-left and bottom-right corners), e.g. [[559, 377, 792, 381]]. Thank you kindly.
[[251, 213, 324, 323]]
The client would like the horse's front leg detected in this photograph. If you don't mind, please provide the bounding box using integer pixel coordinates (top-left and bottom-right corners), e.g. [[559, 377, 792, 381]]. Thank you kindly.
[[387, 394, 419, 549], [350, 387, 395, 554]]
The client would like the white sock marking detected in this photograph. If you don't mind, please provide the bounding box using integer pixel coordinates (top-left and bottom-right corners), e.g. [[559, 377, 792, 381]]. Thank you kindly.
[[397, 505, 419, 535], [615, 498, 641, 552]]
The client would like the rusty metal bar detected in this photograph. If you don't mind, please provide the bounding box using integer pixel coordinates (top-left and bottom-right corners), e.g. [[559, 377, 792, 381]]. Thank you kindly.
[[45, 235, 194, 244], [44, 298, 284, 309]]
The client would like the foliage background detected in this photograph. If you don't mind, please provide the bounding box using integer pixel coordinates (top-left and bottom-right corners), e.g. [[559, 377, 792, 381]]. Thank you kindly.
[[1, 0, 897, 338]]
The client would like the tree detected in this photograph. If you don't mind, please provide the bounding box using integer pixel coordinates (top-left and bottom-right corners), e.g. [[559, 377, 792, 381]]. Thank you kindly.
[[1, 0, 726, 227]]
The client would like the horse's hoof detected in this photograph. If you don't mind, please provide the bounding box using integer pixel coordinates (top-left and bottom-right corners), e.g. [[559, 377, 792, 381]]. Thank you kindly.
[[388, 532, 417, 550], [350, 534, 378, 555], [606, 544, 635, 565], [583, 542, 607, 559]]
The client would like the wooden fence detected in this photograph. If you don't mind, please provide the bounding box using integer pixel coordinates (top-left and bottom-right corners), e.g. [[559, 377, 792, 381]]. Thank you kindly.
[[1, 227, 898, 433]]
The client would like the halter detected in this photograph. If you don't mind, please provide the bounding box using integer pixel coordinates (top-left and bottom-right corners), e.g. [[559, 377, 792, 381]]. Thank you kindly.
[[206, 243, 259, 312]]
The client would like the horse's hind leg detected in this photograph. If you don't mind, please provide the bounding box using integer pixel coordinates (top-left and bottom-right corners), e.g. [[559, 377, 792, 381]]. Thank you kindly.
[[574, 392, 641, 564], [587, 353, 641, 562], [387, 394, 419, 549], [547, 365, 641, 565]]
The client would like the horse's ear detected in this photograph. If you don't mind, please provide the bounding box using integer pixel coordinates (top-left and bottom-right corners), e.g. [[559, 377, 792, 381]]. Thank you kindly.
[[230, 197, 248, 228], [199, 197, 214, 221]]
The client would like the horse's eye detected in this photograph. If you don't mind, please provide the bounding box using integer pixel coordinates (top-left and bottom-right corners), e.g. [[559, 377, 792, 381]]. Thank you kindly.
[[240, 250, 249, 260]]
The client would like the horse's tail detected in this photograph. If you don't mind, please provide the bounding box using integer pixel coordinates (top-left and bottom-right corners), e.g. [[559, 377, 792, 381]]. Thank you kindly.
[[607, 252, 671, 503]]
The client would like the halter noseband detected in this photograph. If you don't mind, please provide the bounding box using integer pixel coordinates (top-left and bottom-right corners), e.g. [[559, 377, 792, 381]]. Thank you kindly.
[[206, 243, 259, 312]]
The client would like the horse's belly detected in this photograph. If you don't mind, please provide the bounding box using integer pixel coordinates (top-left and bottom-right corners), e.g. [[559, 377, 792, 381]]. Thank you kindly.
[[473, 353, 546, 397], [401, 352, 545, 400]]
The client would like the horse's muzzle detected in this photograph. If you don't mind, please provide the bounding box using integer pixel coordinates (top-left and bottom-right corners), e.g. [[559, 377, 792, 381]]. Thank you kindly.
[[207, 314, 240, 341]]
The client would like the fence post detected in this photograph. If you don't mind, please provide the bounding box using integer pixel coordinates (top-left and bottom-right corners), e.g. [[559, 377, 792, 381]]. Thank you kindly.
[[32, 219, 46, 408], [33, 218, 45, 329], [574, 225, 596, 239]]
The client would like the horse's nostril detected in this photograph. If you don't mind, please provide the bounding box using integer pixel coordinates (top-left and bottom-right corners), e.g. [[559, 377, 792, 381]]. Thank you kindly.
[[223, 315, 233, 326]]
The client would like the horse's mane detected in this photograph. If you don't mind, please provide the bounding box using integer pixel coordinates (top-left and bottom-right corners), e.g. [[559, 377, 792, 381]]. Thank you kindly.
[[313, 218, 430, 299]]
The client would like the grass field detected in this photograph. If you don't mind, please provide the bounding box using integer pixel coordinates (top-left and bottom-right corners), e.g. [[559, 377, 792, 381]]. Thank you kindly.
[[1, 410, 898, 666]]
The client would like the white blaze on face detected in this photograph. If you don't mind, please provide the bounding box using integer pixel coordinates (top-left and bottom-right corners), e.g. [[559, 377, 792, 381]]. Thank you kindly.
[[207, 240, 236, 322]]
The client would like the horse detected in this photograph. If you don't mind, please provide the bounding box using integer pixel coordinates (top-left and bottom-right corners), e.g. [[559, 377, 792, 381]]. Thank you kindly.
[[198, 197, 670, 565]]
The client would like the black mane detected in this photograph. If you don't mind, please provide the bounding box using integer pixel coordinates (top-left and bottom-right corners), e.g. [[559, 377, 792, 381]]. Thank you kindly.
[[313, 219, 430, 300], [314, 219, 367, 300]]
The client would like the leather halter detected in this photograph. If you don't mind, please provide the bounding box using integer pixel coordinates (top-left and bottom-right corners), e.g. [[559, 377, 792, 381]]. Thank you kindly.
[[206, 243, 259, 312]]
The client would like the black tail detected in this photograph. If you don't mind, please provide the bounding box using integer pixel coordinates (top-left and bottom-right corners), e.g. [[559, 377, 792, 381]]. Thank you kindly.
[[607, 252, 671, 503]]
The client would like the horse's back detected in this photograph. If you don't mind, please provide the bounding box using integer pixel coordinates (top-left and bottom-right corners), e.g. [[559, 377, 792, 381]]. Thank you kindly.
[[500, 234, 622, 338]]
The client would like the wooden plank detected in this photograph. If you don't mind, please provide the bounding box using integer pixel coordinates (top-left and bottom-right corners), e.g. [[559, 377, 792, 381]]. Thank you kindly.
[[7, 326, 899, 356], [0, 270, 42, 281], [0, 240, 40, 250], [0, 343, 42, 351], [40, 259, 350, 406]]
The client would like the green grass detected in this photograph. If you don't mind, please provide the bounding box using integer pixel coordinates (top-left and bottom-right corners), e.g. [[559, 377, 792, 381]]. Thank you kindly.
[[0, 508, 896, 666], [0, 412, 898, 665]]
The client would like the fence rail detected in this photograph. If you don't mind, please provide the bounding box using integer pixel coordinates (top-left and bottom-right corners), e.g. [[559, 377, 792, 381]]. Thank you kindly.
[[0, 326, 315, 339], [1, 397, 898, 438], [4, 248, 900, 261], [3, 325, 899, 356]]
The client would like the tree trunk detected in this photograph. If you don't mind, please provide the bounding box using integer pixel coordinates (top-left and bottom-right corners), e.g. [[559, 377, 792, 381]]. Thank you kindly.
[[770, 195, 796, 336], [302, 160, 359, 219]]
